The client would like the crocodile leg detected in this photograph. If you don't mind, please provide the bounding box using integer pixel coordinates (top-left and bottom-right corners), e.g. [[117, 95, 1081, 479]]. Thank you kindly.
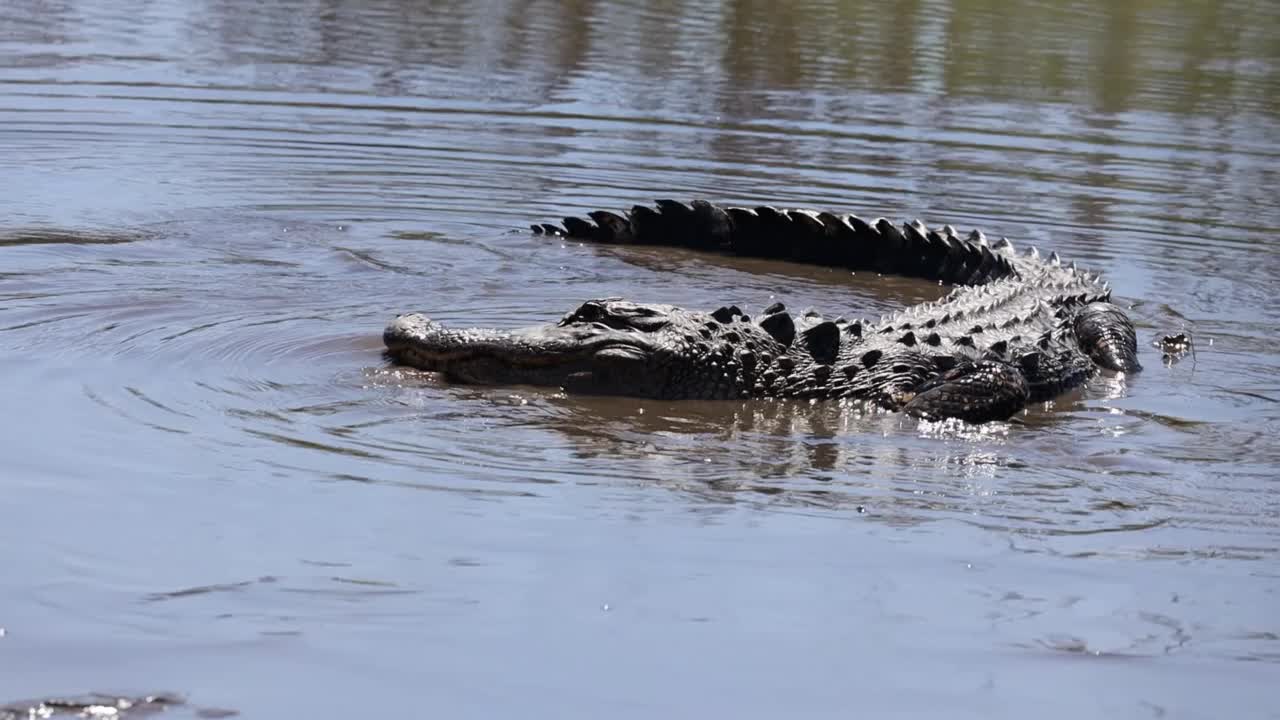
[[901, 361, 1031, 423], [1074, 302, 1142, 373]]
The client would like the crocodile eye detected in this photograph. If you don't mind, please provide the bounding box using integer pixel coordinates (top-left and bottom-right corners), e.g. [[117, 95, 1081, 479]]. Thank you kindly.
[[570, 301, 607, 322]]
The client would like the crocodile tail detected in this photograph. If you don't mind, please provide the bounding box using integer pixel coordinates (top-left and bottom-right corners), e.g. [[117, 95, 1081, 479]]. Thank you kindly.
[[533, 199, 1018, 286]]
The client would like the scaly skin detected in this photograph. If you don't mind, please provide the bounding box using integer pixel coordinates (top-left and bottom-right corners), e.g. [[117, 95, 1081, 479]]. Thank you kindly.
[[385, 200, 1141, 423]]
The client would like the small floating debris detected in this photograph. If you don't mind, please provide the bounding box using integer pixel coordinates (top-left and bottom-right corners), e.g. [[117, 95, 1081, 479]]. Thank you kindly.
[[1154, 331, 1194, 364], [0, 693, 187, 720]]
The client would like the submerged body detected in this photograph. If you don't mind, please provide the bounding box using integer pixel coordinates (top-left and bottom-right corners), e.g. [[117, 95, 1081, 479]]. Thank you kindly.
[[385, 200, 1141, 423]]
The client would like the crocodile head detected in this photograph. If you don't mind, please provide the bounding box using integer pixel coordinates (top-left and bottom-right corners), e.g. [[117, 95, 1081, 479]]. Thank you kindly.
[[384, 298, 784, 399]]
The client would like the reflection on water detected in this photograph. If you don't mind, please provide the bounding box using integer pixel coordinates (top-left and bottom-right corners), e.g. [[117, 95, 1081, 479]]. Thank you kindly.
[[1, 0, 1278, 717], [11, 0, 1275, 113]]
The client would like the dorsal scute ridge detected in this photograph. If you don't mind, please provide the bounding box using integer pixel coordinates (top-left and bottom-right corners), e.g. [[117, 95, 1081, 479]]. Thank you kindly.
[[544, 200, 1104, 293]]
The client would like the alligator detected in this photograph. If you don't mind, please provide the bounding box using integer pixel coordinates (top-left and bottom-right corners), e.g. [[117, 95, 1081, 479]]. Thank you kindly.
[[384, 200, 1141, 423]]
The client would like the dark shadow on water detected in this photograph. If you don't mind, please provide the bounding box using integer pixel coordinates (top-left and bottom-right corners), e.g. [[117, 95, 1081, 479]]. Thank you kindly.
[[0, 228, 150, 247]]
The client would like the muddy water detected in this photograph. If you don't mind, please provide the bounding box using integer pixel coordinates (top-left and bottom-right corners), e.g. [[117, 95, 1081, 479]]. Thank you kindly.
[[2, 0, 1278, 717]]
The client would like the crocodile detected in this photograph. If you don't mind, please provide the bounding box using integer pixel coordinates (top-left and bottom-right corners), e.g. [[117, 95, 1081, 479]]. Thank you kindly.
[[384, 200, 1141, 423]]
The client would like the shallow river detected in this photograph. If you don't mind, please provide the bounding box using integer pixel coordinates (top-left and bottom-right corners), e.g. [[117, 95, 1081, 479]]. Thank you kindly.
[[2, 1, 1279, 717]]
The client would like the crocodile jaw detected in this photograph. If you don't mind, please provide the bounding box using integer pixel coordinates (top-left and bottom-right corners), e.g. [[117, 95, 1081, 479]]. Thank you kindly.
[[383, 312, 655, 391]]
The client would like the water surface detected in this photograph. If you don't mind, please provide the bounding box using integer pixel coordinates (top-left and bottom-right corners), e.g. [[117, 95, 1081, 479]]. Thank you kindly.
[[2, 1, 1279, 717]]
